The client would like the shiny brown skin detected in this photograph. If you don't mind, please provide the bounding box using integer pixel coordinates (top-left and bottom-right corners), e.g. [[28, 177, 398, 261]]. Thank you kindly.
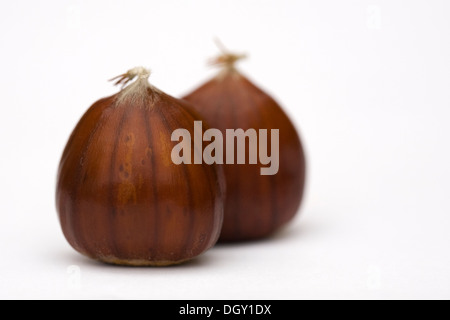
[[184, 71, 306, 242], [56, 89, 225, 266]]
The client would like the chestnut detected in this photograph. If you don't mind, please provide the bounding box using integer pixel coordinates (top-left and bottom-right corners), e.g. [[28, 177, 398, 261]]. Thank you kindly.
[[183, 52, 306, 242], [56, 67, 225, 266]]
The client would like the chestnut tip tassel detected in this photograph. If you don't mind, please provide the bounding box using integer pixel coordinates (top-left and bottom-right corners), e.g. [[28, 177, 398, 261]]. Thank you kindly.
[[56, 67, 225, 266], [183, 49, 306, 242]]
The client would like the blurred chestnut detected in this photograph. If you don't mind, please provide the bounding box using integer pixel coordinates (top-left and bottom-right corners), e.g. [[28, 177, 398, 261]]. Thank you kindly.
[[183, 52, 306, 242]]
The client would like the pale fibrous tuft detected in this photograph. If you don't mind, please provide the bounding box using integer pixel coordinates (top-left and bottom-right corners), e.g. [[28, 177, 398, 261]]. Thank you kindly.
[[110, 67, 161, 108]]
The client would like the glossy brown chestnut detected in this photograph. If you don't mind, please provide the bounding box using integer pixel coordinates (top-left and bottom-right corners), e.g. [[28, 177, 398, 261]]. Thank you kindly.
[[56, 67, 225, 266], [183, 55, 306, 242]]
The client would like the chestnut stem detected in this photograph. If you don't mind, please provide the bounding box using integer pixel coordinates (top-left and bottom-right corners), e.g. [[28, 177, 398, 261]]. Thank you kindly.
[[210, 39, 247, 71], [110, 67, 151, 89]]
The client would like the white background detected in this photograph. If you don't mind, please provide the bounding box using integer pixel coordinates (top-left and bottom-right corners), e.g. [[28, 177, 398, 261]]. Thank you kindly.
[[1, 0, 449, 300]]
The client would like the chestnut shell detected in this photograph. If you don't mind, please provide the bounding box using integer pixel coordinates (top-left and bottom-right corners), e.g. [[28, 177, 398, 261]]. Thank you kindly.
[[184, 72, 306, 241], [56, 91, 225, 266]]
